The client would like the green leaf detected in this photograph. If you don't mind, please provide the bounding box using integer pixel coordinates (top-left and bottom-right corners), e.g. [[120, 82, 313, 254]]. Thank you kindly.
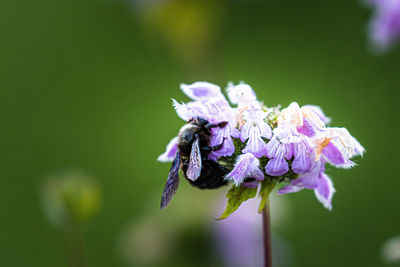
[[218, 185, 258, 220], [258, 179, 276, 213]]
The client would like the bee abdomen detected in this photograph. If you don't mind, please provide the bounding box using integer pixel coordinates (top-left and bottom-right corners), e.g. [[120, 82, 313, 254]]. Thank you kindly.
[[182, 159, 229, 189]]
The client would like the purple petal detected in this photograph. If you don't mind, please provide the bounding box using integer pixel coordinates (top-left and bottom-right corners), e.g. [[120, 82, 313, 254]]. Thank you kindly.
[[322, 140, 355, 169], [291, 159, 324, 189], [265, 145, 289, 176], [157, 137, 178, 162], [285, 144, 293, 160], [292, 139, 313, 174], [209, 126, 235, 158], [274, 122, 302, 144], [242, 180, 259, 188], [297, 117, 318, 137], [265, 137, 279, 159], [225, 153, 262, 186], [180, 82, 223, 100], [240, 122, 251, 143], [250, 168, 265, 181], [259, 122, 272, 140], [231, 128, 241, 138], [314, 174, 335, 210], [242, 126, 268, 158], [278, 184, 304, 194]]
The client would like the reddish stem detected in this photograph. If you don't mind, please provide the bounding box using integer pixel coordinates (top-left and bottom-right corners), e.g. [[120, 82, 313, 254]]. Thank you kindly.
[[262, 199, 272, 267]]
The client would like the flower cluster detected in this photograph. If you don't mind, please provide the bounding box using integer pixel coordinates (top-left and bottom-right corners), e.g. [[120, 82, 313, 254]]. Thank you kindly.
[[159, 82, 364, 212]]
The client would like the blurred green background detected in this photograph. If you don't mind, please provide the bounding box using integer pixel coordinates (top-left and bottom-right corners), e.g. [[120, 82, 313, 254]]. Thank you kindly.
[[1, 0, 399, 266]]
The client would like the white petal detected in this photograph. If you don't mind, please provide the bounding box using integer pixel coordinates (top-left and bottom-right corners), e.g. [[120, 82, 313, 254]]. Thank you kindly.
[[277, 102, 303, 126], [226, 82, 257, 106]]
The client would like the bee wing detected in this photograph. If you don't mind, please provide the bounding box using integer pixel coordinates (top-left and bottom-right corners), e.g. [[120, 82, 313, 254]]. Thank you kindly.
[[186, 135, 202, 181], [161, 151, 181, 209]]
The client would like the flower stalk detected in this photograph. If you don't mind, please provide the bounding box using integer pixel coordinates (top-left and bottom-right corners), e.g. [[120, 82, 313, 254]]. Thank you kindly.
[[262, 198, 272, 267]]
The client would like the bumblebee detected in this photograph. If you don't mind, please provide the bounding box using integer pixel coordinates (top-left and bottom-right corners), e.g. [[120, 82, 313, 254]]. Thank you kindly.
[[161, 117, 229, 209]]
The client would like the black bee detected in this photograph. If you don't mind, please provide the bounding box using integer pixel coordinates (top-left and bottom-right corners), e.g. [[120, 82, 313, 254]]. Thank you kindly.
[[161, 117, 230, 209]]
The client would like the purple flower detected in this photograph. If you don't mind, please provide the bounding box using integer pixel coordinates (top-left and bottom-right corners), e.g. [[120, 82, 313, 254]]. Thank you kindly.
[[225, 153, 264, 186], [265, 122, 313, 176], [159, 82, 365, 211], [240, 103, 272, 158], [265, 136, 290, 176], [366, 0, 400, 51], [291, 138, 314, 174]]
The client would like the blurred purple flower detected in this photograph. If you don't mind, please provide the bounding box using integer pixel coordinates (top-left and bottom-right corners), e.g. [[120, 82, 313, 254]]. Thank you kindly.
[[213, 198, 263, 267], [213, 196, 295, 267], [366, 0, 400, 51]]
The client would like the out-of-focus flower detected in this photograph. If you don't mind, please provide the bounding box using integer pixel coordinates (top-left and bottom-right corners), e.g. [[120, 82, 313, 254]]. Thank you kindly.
[[119, 189, 220, 266], [41, 171, 102, 227], [382, 235, 400, 264], [119, 216, 173, 266], [131, 0, 226, 70], [212, 196, 295, 267], [365, 0, 400, 51], [158, 82, 364, 217]]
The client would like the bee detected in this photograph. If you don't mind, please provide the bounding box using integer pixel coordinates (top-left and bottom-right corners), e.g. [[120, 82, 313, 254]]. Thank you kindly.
[[161, 117, 230, 209]]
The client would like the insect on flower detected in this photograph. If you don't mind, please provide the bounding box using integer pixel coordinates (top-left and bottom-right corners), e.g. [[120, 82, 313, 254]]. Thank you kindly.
[[160, 117, 231, 209], [158, 82, 364, 217]]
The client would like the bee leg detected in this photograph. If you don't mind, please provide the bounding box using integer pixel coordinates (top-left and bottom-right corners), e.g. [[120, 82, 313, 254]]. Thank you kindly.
[[205, 121, 228, 129], [201, 137, 226, 152]]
